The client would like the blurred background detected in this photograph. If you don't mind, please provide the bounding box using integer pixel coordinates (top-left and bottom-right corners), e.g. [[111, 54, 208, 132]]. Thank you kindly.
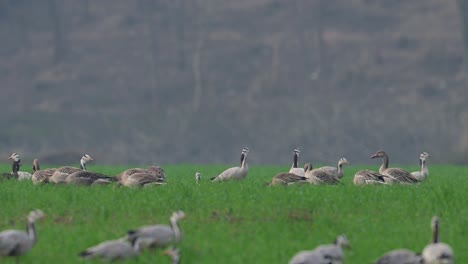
[[0, 0, 467, 165]]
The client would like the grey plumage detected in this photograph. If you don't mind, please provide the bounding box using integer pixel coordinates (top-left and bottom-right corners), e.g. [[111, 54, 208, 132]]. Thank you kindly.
[[49, 154, 94, 184], [374, 249, 423, 264], [127, 210, 185, 250], [31, 159, 57, 184], [65, 171, 113, 186], [271, 172, 307, 186], [289, 235, 350, 264], [371, 150, 418, 184], [353, 170, 387, 185], [411, 152, 431, 182], [116, 166, 166, 187], [211, 147, 249, 181], [304, 163, 342, 185], [0, 209, 45, 260], [422, 216, 454, 264], [79, 237, 140, 261], [318, 158, 350, 179]]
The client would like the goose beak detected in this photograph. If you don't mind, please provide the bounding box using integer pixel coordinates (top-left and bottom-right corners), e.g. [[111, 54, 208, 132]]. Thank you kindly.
[[370, 154, 378, 159]]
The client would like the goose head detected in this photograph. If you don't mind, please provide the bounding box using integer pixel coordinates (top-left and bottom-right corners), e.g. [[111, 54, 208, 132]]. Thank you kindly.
[[80, 154, 94, 170], [170, 210, 186, 222], [8, 153, 20, 162], [293, 148, 300, 155], [303, 163, 313, 172], [338, 158, 350, 166], [335, 234, 351, 249], [370, 150, 387, 159], [420, 152, 431, 160], [195, 172, 201, 181], [28, 209, 45, 223]]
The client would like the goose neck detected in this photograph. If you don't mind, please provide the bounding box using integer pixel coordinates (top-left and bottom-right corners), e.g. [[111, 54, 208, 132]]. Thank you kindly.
[[170, 218, 182, 242], [27, 221, 37, 245], [241, 153, 248, 168], [433, 220, 439, 243], [379, 155, 389, 173], [292, 153, 298, 168]]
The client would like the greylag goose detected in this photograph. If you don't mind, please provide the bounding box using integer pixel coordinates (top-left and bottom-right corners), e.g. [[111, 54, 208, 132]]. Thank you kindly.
[[115, 166, 166, 186], [211, 147, 249, 181], [289, 234, 350, 264], [31, 159, 57, 184], [304, 163, 341, 185], [270, 172, 307, 186], [411, 152, 430, 181], [79, 236, 140, 261], [422, 216, 454, 264], [66, 171, 114, 186], [164, 247, 181, 264], [195, 172, 201, 184], [127, 210, 185, 250], [49, 154, 93, 184], [289, 148, 305, 177], [317, 158, 350, 179], [0, 209, 45, 261], [353, 170, 387, 185], [8, 153, 32, 180], [371, 150, 418, 184], [374, 249, 423, 264]]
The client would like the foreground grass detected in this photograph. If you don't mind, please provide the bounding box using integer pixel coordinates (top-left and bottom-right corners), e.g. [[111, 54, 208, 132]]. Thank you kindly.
[[0, 164, 466, 263]]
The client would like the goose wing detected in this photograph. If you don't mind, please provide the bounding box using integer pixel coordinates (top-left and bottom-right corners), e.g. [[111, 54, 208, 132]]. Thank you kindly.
[[127, 225, 174, 248], [310, 170, 341, 185], [126, 173, 161, 187], [384, 168, 418, 183], [374, 249, 422, 264], [211, 166, 239, 181], [272, 173, 307, 185]]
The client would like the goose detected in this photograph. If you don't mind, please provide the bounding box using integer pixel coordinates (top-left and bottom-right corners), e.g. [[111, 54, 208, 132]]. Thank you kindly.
[[318, 158, 350, 179], [353, 170, 388, 185], [8, 153, 32, 180], [289, 148, 305, 177], [289, 235, 350, 264], [1, 154, 20, 180], [31, 159, 57, 185], [211, 147, 249, 181], [116, 166, 166, 186], [422, 216, 454, 264], [0, 209, 45, 261], [65, 171, 114, 186], [411, 152, 431, 181], [304, 163, 341, 185], [127, 210, 185, 250], [164, 247, 181, 264], [371, 150, 418, 184], [49, 154, 93, 184], [79, 236, 140, 261], [289, 250, 333, 264], [195, 172, 201, 184], [374, 249, 423, 264], [270, 172, 307, 186]]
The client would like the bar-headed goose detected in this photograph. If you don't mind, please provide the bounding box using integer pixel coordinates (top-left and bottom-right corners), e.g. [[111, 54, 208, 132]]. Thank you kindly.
[[8, 153, 32, 180], [289, 148, 305, 177], [353, 170, 387, 185], [374, 249, 423, 264], [195, 172, 201, 184], [371, 150, 418, 184], [422, 216, 454, 264], [317, 158, 350, 179], [0, 209, 45, 261], [304, 163, 341, 185], [211, 147, 249, 181], [49, 154, 94, 184], [127, 210, 185, 250], [411, 152, 431, 182], [79, 236, 140, 261]]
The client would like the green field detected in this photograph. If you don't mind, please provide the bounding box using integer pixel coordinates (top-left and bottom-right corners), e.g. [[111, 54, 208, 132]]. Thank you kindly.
[[0, 164, 466, 263]]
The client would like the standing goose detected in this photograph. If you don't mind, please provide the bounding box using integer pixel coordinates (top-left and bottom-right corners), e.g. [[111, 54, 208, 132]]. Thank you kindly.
[[371, 150, 418, 184], [195, 172, 201, 184], [318, 158, 350, 179], [304, 163, 341, 185], [353, 170, 388, 185], [127, 210, 185, 250], [270, 172, 307, 186], [374, 249, 423, 264], [0, 209, 45, 261], [8, 153, 32, 180], [422, 216, 454, 264], [211, 147, 249, 181], [289, 235, 350, 264], [164, 247, 181, 264], [411, 152, 431, 182], [79, 236, 140, 261], [289, 148, 305, 177], [31, 159, 57, 185], [49, 154, 93, 184]]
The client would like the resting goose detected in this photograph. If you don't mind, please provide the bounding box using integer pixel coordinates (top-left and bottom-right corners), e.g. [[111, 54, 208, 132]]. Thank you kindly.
[[289, 148, 305, 177], [371, 150, 418, 184], [374, 249, 423, 264], [411, 152, 431, 182], [422, 216, 454, 264], [8, 153, 32, 180], [127, 210, 185, 250], [289, 234, 350, 264], [49, 154, 93, 184], [353, 170, 387, 185], [31, 159, 57, 184], [79, 236, 140, 261], [0, 209, 45, 261], [66, 171, 114, 186], [318, 158, 350, 179], [211, 147, 249, 181], [270, 172, 307, 186], [304, 163, 341, 185], [116, 166, 166, 186]]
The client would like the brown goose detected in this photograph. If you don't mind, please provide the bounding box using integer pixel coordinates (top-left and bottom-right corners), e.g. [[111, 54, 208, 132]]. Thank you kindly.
[[31, 159, 57, 184], [371, 150, 418, 184], [116, 166, 166, 187], [304, 163, 341, 185], [211, 147, 249, 181], [49, 154, 93, 184], [289, 148, 305, 177], [270, 172, 307, 186], [353, 170, 387, 185], [317, 158, 350, 179], [422, 216, 454, 264]]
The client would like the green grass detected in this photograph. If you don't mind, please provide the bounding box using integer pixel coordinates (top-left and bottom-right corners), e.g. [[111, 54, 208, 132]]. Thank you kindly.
[[0, 164, 466, 263]]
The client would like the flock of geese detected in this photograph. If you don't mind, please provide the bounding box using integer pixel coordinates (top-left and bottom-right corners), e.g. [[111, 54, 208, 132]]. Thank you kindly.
[[0, 209, 184, 263], [0, 147, 452, 263]]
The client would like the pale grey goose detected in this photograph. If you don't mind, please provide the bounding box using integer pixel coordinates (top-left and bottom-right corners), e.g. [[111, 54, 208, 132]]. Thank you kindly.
[[79, 236, 140, 261], [318, 158, 350, 179], [0, 209, 45, 260], [374, 249, 423, 264], [411, 152, 431, 182], [422, 216, 454, 264], [289, 148, 305, 177], [211, 147, 249, 181], [49, 154, 93, 184], [289, 234, 350, 264], [353, 170, 388, 185], [371, 150, 418, 184], [304, 163, 341, 185], [127, 210, 185, 250]]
